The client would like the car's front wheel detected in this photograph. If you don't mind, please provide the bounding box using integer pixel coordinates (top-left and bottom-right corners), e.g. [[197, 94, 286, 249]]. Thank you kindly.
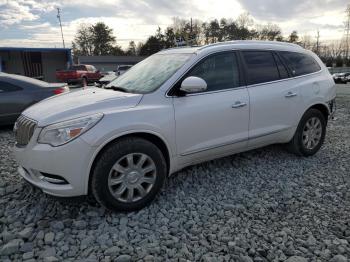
[[91, 137, 167, 212], [288, 108, 327, 156]]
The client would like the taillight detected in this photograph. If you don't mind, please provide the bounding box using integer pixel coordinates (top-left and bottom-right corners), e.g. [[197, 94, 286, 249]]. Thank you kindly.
[[53, 85, 69, 95]]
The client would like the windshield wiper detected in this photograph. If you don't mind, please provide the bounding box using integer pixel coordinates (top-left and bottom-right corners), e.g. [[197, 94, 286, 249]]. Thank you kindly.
[[106, 85, 129, 93]]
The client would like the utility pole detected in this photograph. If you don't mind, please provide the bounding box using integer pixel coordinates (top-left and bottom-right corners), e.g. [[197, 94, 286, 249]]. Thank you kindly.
[[189, 17, 193, 46], [344, 4, 350, 61], [57, 7, 65, 48], [316, 30, 320, 55]]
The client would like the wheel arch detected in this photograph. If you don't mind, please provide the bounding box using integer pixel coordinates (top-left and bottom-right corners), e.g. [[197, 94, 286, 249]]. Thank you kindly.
[[306, 103, 330, 122], [87, 131, 171, 194]]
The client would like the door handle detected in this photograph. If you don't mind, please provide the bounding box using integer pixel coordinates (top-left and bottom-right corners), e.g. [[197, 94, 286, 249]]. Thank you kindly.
[[285, 91, 297, 98], [232, 101, 247, 108]]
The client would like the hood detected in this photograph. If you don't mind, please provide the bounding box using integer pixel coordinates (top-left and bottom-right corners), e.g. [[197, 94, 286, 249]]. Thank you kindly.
[[23, 87, 143, 126]]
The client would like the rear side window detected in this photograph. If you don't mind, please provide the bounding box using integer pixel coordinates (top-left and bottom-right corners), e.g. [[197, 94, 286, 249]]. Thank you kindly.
[[242, 51, 280, 85], [187, 52, 240, 92], [0, 81, 22, 93], [279, 51, 321, 77], [273, 53, 289, 79]]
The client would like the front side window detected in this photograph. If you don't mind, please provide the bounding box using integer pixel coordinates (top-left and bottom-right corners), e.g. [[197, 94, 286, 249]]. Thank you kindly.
[[242, 51, 280, 85], [0, 81, 22, 93], [279, 51, 321, 76], [185, 52, 240, 92], [107, 53, 192, 94]]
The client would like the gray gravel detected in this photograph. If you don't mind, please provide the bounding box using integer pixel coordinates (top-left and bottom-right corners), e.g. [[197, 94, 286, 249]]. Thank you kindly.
[[1, 98, 350, 262]]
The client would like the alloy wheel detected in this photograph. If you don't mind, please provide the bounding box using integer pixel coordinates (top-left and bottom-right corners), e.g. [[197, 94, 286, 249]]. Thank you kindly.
[[107, 153, 156, 203], [302, 117, 322, 150]]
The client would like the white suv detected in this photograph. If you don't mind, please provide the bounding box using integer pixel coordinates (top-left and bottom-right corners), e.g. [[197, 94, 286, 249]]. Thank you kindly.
[[13, 41, 336, 211]]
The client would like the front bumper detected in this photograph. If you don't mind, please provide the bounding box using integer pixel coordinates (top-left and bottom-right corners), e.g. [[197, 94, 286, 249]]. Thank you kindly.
[[13, 129, 96, 197]]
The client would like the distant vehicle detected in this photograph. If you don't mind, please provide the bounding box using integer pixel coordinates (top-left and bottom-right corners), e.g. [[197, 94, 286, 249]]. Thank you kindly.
[[95, 66, 134, 88], [95, 71, 118, 88], [332, 72, 350, 84], [115, 65, 133, 76], [0, 73, 69, 125], [56, 64, 103, 86]]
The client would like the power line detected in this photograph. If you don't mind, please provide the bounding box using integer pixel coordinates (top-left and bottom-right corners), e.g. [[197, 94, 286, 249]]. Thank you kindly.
[[57, 8, 65, 48]]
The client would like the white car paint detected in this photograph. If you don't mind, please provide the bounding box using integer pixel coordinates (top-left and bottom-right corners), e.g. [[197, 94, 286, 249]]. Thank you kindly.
[[13, 41, 336, 197]]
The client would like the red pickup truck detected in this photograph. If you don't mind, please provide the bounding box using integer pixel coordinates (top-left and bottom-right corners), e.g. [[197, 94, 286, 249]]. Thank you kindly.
[[56, 65, 103, 86]]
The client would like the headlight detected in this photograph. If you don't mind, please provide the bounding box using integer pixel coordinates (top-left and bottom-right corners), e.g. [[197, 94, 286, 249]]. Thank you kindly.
[[38, 113, 103, 146]]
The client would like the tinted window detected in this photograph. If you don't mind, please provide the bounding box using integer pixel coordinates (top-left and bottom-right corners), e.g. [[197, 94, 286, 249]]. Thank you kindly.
[[273, 53, 289, 79], [279, 51, 321, 76], [69, 65, 86, 71], [243, 51, 279, 85], [0, 81, 22, 92], [186, 52, 240, 92]]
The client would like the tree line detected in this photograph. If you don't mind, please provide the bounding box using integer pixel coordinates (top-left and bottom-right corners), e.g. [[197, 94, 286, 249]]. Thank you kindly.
[[72, 13, 350, 67]]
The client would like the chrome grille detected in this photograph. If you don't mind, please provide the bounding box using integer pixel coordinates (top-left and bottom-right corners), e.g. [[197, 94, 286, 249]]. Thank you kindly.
[[14, 115, 37, 146]]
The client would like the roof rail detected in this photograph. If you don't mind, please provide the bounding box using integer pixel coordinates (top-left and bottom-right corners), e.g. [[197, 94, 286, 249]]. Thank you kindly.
[[159, 46, 198, 52], [198, 40, 303, 50]]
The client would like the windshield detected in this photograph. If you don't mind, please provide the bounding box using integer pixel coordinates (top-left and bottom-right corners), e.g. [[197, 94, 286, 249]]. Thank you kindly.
[[107, 53, 192, 93]]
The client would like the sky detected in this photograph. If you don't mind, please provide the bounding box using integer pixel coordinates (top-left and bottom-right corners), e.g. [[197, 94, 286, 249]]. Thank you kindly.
[[0, 0, 348, 49]]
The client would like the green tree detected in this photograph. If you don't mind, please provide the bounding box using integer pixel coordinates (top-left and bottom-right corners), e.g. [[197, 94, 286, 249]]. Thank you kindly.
[[288, 31, 299, 43], [139, 36, 164, 56], [110, 46, 125, 55], [72, 22, 120, 58], [126, 41, 137, 55], [91, 22, 116, 55], [163, 27, 176, 48], [72, 24, 94, 56]]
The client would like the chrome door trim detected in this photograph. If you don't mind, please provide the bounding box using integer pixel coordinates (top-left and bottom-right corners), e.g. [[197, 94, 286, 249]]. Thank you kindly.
[[180, 137, 247, 156], [248, 127, 291, 140]]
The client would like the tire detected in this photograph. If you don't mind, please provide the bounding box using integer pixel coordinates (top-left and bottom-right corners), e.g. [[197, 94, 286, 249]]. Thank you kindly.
[[91, 137, 167, 212], [287, 108, 327, 156]]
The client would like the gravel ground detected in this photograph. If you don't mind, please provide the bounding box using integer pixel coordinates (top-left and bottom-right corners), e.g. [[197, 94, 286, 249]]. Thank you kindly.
[[0, 98, 349, 262]]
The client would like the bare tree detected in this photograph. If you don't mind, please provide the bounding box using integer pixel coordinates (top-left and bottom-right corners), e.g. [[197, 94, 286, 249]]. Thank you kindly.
[[300, 34, 313, 50], [256, 23, 282, 41], [236, 12, 254, 29]]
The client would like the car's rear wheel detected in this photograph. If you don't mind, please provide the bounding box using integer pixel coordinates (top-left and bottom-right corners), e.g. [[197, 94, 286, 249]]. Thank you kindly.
[[91, 137, 167, 212], [287, 108, 327, 156]]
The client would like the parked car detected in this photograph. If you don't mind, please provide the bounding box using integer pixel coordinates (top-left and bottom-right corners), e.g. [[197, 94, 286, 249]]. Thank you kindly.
[[0, 73, 69, 126], [95, 71, 118, 88], [56, 64, 103, 86], [332, 72, 350, 84], [95, 66, 133, 88], [115, 65, 133, 76], [13, 41, 336, 212]]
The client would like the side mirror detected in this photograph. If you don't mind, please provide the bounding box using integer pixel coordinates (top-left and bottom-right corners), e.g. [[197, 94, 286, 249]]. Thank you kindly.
[[180, 76, 207, 94]]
